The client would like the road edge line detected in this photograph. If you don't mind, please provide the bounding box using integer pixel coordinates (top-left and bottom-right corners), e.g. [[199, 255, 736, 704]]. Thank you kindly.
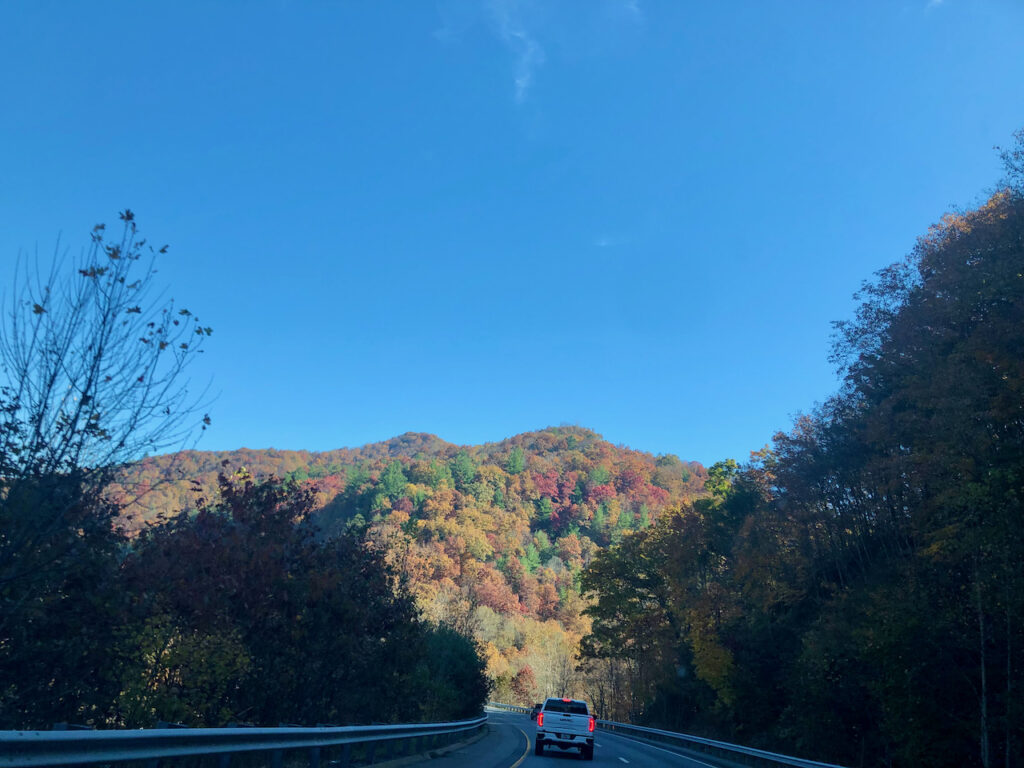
[[509, 727, 531, 768], [599, 728, 719, 767]]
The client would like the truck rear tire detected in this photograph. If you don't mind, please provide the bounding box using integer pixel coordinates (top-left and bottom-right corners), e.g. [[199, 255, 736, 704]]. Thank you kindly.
[[582, 744, 594, 760], [535, 738, 544, 756]]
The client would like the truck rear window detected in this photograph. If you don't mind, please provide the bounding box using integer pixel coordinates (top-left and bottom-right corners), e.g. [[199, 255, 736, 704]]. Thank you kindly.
[[544, 700, 589, 715]]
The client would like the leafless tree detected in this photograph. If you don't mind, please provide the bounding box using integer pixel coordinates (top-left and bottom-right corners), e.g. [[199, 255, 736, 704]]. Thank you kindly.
[[0, 209, 211, 588]]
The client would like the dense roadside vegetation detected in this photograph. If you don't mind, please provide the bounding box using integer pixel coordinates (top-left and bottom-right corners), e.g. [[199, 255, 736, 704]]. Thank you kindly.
[[3, 469, 487, 728], [0, 215, 487, 728], [580, 135, 1024, 767]]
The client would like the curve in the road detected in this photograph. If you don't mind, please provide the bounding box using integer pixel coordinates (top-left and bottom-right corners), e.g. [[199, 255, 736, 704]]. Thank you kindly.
[[421, 711, 726, 768], [508, 725, 531, 768]]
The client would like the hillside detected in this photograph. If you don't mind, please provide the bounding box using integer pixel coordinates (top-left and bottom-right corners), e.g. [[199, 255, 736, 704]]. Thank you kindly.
[[111, 426, 707, 701]]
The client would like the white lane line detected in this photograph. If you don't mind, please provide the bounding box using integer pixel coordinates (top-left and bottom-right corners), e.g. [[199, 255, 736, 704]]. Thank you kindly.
[[595, 742, 603, 747], [618, 759, 629, 764], [600, 730, 719, 768]]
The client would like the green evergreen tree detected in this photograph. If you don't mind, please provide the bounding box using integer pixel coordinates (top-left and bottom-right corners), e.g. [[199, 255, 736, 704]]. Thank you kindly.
[[449, 451, 477, 489], [428, 460, 453, 488], [379, 460, 407, 501], [347, 464, 370, 490], [505, 446, 526, 475], [536, 496, 554, 522], [534, 530, 552, 559], [521, 544, 541, 573], [571, 479, 585, 505]]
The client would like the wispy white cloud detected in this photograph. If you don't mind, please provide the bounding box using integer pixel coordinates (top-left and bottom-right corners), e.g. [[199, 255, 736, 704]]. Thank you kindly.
[[488, 0, 545, 103], [434, 0, 642, 105]]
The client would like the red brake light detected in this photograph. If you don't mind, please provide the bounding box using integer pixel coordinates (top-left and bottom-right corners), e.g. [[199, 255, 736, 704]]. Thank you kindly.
[[588, 716, 595, 732], [537, 712, 544, 727], [562, 697, 571, 702]]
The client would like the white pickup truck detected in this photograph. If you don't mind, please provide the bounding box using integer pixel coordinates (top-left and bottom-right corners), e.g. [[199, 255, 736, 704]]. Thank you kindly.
[[534, 697, 595, 760]]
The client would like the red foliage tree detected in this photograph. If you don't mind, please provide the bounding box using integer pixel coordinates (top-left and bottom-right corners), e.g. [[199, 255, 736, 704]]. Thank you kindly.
[[537, 583, 560, 621], [533, 470, 559, 499], [511, 665, 537, 705], [616, 468, 644, 493], [473, 566, 520, 614]]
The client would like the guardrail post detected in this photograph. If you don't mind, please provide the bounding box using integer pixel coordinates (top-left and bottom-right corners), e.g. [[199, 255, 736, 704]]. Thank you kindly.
[[365, 740, 377, 764], [271, 749, 283, 768], [338, 742, 351, 768], [219, 753, 231, 768], [308, 746, 320, 768]]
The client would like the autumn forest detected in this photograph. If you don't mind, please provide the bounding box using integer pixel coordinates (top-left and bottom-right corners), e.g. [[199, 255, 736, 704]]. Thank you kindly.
[[2, 136, 1024, 768]]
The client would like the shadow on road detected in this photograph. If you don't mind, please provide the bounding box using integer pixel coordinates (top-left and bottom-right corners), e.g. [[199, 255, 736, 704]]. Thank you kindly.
[[536, 746, 590, 761]]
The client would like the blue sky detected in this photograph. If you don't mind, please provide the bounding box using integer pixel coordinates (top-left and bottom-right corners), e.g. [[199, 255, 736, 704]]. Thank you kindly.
[[1, 1, 1022, 466]]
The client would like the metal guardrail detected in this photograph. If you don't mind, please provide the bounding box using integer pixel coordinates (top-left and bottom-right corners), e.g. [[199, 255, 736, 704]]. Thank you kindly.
[[485, 703, 530, 714], [486, 702, 846, 768], [0, 715, 487, 768]]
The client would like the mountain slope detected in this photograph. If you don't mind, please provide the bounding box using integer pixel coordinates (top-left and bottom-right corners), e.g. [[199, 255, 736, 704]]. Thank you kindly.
[[112, 426, 707, 701]]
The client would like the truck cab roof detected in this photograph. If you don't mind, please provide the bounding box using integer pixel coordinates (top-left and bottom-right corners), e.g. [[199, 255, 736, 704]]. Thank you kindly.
[[542, 698, 589, 715]]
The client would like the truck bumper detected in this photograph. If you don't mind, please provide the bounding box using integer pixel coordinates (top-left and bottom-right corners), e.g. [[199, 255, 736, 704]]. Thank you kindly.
[[537, 733, 593, 750]]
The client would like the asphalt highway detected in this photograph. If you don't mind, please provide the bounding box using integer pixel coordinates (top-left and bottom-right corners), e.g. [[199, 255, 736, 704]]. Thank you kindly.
[[413, 709, 722, 768]]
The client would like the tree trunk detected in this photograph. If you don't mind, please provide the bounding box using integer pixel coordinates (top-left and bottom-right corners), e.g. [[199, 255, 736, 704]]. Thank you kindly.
[[977, 565, 991, 768], [1006, 564, 1013, 768], [1006, 596, 1011, 768]]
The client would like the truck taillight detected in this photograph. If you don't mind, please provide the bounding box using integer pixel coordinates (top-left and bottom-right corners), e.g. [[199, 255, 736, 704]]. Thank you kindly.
[[588, 716, 595, 732], [537, 712, 544, 727]]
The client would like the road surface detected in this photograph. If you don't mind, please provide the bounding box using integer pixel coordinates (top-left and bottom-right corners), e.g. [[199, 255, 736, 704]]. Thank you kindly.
[[412, 709, 722, 768]]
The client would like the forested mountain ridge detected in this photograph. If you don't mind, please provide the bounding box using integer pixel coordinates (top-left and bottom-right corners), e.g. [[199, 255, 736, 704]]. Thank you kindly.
[[110, 427, 708, 702], [109, 431, 461, 524], [112, 427, 706, 533]]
